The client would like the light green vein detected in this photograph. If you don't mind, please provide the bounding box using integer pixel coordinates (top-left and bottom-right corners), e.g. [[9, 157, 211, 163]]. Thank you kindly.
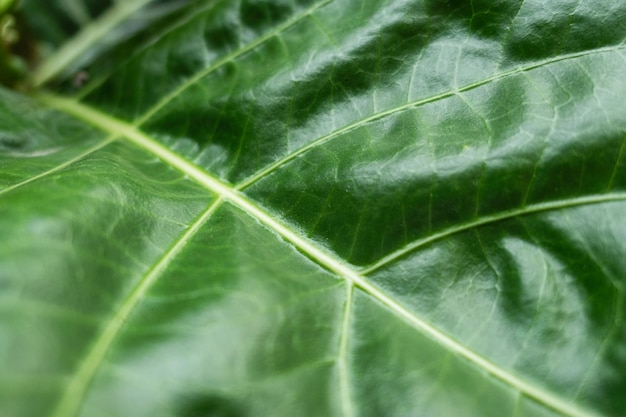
[[607, 132, 626, 191], [338, 283, 355, 417], [32, 0, 152, 87], [133, 0, 334, 126], [362, 193, 626, 275], [40, 93, 603, 417], [0, 136, 115, 196], [237, 44, 626, 189], [49, 198, 222, 417]]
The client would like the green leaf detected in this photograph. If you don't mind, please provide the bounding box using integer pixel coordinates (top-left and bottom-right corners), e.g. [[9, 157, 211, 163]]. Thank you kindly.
[[2, 1, 626, 416]]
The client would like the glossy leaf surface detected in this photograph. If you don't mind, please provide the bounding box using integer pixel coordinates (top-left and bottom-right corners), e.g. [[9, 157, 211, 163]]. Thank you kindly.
[[1, 1, 626, 416]]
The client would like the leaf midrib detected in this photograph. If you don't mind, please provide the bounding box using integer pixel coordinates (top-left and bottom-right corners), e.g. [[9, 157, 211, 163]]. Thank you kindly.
[[39, 93, 604, 417]]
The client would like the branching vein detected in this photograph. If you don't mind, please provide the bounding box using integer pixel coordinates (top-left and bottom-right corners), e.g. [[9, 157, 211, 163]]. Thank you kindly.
[[362, 193, 626, 275], [49, 198, 222, 417], [0, 136, 115, 196], [237, 44, 626, 189], [133, 0, 335, 126]]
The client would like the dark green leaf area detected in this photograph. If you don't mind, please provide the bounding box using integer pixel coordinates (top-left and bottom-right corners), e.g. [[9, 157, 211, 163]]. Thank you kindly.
[[424, 0, 524, 38], [369, 203, 626, 416], [177, 394, 244, 417], [0, 138, 211, 417], [504, 1, 626, 62], [72, 203, 345, 417]]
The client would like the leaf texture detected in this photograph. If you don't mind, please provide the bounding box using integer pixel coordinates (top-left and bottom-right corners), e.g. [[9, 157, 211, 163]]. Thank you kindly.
[[1, 1, 626, 416]]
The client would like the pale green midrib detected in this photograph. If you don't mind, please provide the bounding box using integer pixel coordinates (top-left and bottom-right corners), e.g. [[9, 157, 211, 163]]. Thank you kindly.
[[39, 94, 603, 417], [49, 198, 223, 417], [237, 44, 626, 189], [32, 0, 152, 87], [0, 136, 115, 196], [362, 193, 626, 275], [132, 0, 335, 126]]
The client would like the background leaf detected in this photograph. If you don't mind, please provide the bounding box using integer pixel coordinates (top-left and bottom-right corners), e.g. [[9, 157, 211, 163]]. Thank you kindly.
[[1, 1, 626, 416]]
